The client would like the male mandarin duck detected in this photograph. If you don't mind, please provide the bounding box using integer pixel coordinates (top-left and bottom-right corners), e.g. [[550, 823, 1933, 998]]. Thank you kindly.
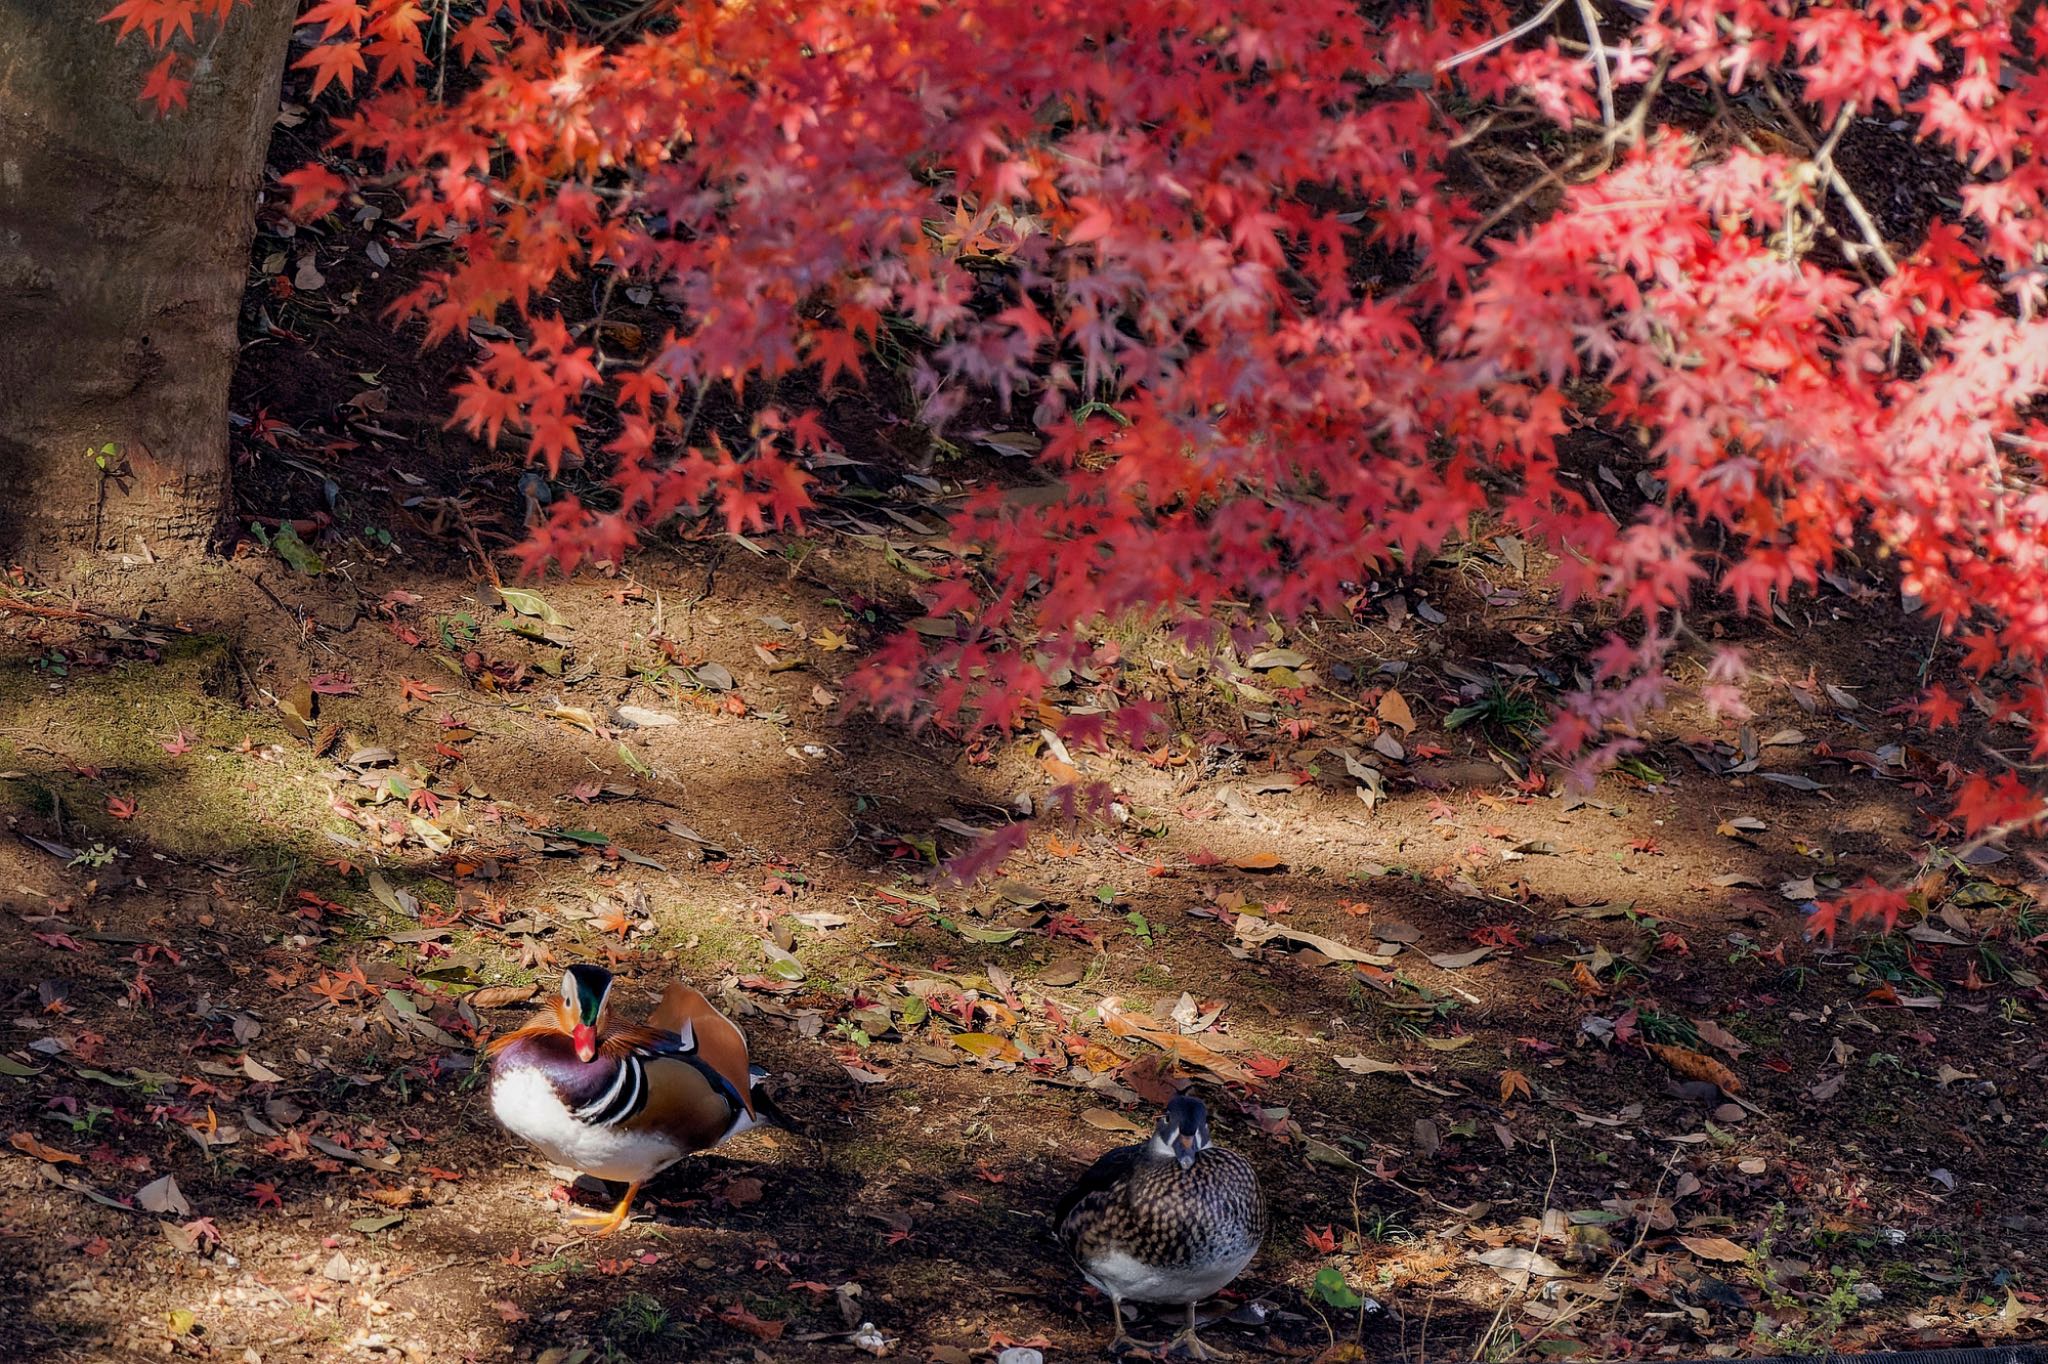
[[487, 964, 789, 1235], [1056, 1094, 1266, 1359]]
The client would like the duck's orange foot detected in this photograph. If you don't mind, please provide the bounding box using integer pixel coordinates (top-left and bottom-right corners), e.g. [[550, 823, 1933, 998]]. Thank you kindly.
[[566, 1180, 641, 1237]]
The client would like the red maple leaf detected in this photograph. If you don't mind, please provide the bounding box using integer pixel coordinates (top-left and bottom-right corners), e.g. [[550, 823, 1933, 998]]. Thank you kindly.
[[137, 51, 190, 115], [293, 39, 365, 99], [1913, 685, 1963, 731]]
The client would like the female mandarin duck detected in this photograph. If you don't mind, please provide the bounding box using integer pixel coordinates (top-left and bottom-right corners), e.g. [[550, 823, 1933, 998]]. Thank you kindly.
[[1056, 1094, 1266, 1358], [488, 964, 789, 1235]]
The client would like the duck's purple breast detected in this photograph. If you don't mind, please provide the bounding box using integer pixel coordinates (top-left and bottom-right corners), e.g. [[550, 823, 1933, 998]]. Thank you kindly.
[[490, 1030, 620, 1110]]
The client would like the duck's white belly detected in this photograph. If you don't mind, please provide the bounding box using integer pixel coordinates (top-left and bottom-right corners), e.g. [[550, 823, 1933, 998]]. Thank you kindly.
[[1082, 1247, 1254, 1305], [491, 1067, 683, 1183]]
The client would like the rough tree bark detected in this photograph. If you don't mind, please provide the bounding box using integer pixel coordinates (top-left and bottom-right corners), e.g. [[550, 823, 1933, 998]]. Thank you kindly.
[[0, 1, 295, 566]]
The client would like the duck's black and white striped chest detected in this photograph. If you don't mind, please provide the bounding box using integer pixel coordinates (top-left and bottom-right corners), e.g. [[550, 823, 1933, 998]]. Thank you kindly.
[[489, 1040, 684, 1183]]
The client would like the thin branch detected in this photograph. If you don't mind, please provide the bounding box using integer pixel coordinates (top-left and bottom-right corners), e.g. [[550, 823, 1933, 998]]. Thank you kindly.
[[1574, 0, 1616, 129], [1438, 0, 1568, 72], [1759, 82, 1897, 276], [1465, 53, 1670, 245]]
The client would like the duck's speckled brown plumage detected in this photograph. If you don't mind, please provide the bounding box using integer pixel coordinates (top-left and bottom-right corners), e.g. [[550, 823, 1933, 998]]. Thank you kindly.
[[1056, 1094, 1265, 1354], [1057, 1142, 1266, 1284]]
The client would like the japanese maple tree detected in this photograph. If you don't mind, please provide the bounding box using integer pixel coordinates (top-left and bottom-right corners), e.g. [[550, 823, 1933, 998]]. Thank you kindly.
[[109, 0, 2048, 931]]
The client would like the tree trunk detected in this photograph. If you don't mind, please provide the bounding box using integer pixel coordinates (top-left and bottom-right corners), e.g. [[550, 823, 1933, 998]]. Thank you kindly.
[[0, 1, 295, 567]]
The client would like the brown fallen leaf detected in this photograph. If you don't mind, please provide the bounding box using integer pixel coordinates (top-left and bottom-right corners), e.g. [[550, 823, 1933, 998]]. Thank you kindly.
[[1691, 1018, 1751, 1059], [719, 1175, 765, 1207], [276, 682, 316, 741], [1678, 1234, 1750, 1263], [136, 1174, 191, 1215], [1232, 851, 1286, 872], [10, 1131, 80, 1165], [468, 984, 538, 1009], [1235, 914, 1395, 965], [950, 1032, 1022, 1064], [1098, 997, 1257, 1084], [1476, 1246, 1566, 1278], [1039, 956, 1091, 987], [1647, 1042, 1742, 1093], [1377, 688, 1416, 733], [242, 1055, 285, 1084], [1081, 1108, 1149, 1136]]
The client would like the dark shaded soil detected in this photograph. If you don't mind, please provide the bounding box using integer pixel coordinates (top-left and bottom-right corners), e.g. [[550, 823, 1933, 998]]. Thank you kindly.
[[4, 538, 2047, 1364]]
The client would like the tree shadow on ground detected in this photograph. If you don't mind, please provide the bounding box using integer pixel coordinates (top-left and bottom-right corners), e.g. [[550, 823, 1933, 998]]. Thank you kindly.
[[0, 552, 2041, 1362]]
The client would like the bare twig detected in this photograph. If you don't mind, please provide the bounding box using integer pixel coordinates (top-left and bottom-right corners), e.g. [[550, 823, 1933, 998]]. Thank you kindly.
[[1470, 1138, 1561, 1361], [1574, 0, 1615, 128], [1438, 0, 1568, 72], [1758, 81, 1897, 276], [1465, 53, 1670, 244]]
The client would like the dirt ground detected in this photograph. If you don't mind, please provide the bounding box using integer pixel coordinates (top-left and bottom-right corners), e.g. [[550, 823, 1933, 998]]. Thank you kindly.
[[5, 62, 2048, 1364], [4, 519, 2047, 1364]]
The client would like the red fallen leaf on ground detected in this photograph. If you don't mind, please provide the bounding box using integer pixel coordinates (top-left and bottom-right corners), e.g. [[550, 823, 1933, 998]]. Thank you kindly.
[[160, 728, 194, 755], [309, 672, 359, 695], [106, 795, 136, 819], [1244, 1053, 1291, 1079], [1304, 1224, 1338, 1253], [719, 1302, 784, 1341]]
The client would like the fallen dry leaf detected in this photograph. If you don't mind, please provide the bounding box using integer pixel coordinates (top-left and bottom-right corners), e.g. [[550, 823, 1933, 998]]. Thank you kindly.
[[10, 1131, 80, 1164], [1098, 997, 1257, 1084], [1234, 914, 1395, 965], [1647, 1042, 1742, 1093], [137, 1174, 192, 1216], [1081, 1108, 1149, 1136], [1678, 1234, 1750, 1263], [1476, 1246, 1565, 1278], [1691, 1018, 1750, 1059], [951, 1032, 1022, 1064], [720, 1301, 785, 1341], [468, 984, 538, 1009]]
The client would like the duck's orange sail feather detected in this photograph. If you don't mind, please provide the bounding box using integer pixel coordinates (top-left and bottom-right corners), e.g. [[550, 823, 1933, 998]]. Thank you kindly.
[[647, 983, 755, 1116]]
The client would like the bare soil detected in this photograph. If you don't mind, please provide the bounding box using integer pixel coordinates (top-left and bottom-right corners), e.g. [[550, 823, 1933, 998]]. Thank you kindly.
[[4, 525, 2047, 1364]]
